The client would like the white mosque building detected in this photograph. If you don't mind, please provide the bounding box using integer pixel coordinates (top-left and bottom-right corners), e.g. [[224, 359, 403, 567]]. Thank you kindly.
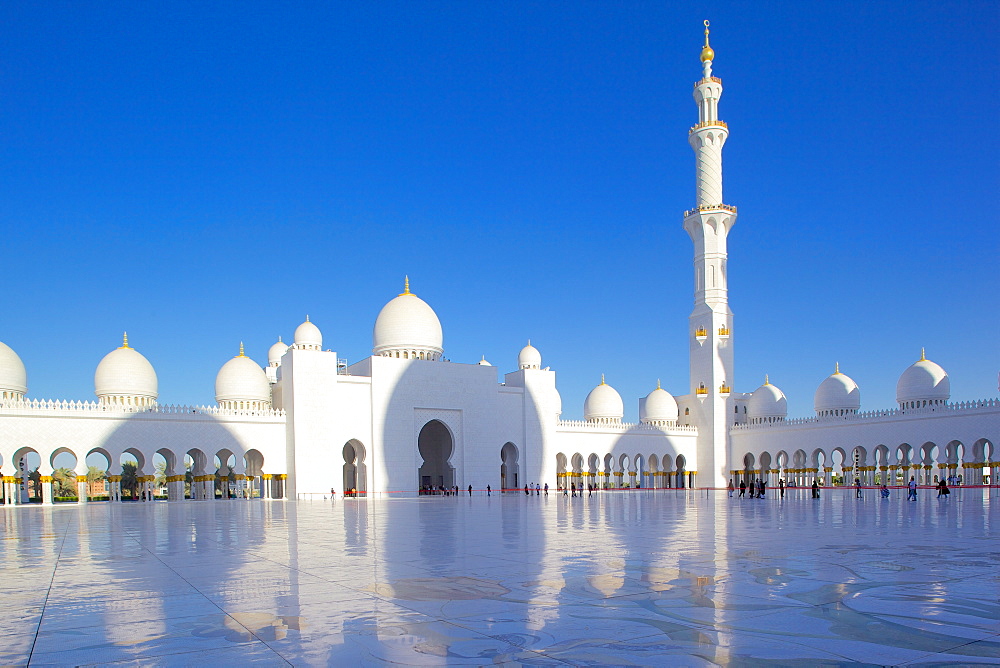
[[1, 24, 997, 504]]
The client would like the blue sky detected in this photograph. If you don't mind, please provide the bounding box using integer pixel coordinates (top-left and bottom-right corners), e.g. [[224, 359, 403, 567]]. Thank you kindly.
[[1, 1, 997, 420]]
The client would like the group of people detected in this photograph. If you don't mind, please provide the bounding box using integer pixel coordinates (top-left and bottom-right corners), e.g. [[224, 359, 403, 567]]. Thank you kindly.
[[729, 478, 767, 498], [562, 482, 598, 497]]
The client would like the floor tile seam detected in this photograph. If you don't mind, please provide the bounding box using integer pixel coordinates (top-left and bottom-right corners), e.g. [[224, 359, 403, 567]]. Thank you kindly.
[[25, 511, 74, 665], [34, 638, 289, 667], [117, 528, 293, 663], [420, 615, 575, 665]]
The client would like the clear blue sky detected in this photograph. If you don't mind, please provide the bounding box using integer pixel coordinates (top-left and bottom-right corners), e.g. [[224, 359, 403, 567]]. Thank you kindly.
[[2, 1, 997, 420]]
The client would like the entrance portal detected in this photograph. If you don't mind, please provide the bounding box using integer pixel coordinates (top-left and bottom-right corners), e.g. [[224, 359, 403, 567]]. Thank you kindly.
[[418, 420, 455, 491], [500, 442, 519, 490]]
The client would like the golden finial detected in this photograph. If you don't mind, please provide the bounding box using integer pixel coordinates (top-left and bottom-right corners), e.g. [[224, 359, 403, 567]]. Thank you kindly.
[[400, 275, 413, 296], [600, 374, 606, 385], [120, 332, 130, 349], [305, 314, 310, 322], [920, 347, 926, 362], [277, 336, 282, 343], [764, 374, 770, 385], [656, 378, 661, 390], [238, 342, 245, 357], [701, 20, 715, 62], [835, 362, 841, 375]]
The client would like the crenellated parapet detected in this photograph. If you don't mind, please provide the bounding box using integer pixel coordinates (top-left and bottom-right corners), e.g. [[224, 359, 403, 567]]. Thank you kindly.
[[0, 397, 285, 418], [558, 419, 698, 435], [730, 397, 1000, 432]]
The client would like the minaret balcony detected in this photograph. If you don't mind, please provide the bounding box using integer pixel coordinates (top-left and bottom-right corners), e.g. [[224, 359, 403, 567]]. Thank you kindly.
[[693, 76, 722, 88], [695, 386, 709, 397], [695, 327, 708, 343], [718, 326, 730, 338], [683, 203, 738, 217], [689, 120, 728, 134], [719, 384, 731, 396]]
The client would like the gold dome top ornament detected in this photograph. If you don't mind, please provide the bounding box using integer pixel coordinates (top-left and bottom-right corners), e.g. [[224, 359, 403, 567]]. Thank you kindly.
[[701, 20, 715, 63]]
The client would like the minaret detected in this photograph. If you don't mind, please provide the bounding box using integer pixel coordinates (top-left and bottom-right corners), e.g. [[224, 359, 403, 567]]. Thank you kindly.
[[683, 21, 737, 489]]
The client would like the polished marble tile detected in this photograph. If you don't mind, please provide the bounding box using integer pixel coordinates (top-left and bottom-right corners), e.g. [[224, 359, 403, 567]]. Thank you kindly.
[[2, 490, 998, 665]]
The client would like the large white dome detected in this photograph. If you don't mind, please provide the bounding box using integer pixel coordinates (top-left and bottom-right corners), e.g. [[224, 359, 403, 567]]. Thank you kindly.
[[0, 340, 27, 400], [268, 337, 289, 366], [747, 378, 787, 422], [94, 334, 158, 407], [215, 346, 271, 408], [584, 377, 624, 423], [814, 365, 860, 415], [372, 279, 443, 360], [640, 383, 678, 424], [897, 351, 950, 406], [294, 317, 323, 350], [518, 341, 541, 370]]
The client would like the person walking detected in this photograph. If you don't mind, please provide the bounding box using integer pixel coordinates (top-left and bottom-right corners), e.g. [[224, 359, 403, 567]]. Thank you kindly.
[[778, 478, 785, 499], [855, 477, 862, 499], [486, 484, 491, 496], [727, 479, 734, 498], [811, 480, 820, 498], [544, 483, 548, 496], [758, 479, 766, 498], [468, 484, 473, 497], [908, 476, 917, 501], [524, 484, 529, 496], [739, 480, 746, 498], [570, 482, 576, 498]]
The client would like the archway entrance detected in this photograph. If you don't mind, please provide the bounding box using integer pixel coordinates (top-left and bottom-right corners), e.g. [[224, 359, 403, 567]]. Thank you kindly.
[[343, 440, 367, 497], [418, 420, 454, 491], [500, 442, 519, 491]]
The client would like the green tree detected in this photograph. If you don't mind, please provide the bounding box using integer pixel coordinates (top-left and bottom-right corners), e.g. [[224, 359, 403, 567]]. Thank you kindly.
[[154, 461, 167, 489], [27, 467, 41, 501], [121, 460, 138, 499], [52, 467, 77, 498]]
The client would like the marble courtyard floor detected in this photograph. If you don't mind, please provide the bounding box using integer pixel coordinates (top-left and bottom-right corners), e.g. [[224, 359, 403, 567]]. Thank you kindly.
[[1, 489, 998, 666]]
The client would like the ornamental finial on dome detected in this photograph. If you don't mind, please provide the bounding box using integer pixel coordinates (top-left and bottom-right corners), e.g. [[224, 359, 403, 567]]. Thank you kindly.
[[656, 378, 661, 390], [399, 275, 413, 296], [238, 342, 245, 357], [920, 347, 926, 362], [600, 373, 606, 385], [701, 20, 715, 63], [835, 362, 841, 375], [305, 314, 310, 322], [120, 332, 130, 349], [764, 374, 770, 385]]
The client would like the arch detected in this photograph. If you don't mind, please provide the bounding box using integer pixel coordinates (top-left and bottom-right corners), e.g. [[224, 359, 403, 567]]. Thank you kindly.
[[648, 454, 660, 488], [633, 453, 645, 488], [417, 420, 454, 491], [588, 453, 599, 488], [500, 442, 519, 491], [343, 439, 368, 496], [12, 446, 41, 503], [674, 454, 687, 488]]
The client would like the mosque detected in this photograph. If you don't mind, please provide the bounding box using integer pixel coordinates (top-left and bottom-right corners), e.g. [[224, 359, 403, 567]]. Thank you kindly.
[[1, 24, 997, 504]]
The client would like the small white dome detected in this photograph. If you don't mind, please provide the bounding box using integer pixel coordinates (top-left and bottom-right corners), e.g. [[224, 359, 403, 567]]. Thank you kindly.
[[0, 340, 28, 399], [216, 346, 271, 407], [268, 337, 289, 366], [477, 356, 492, 366], [897, 351, 950, 405], [373, 279, 443, 360], [584, 377, 624, 423], [294, 317, 323, 350], [814, 365, 860, 415], [518, 341, 541, 370], [94, 334, 158, 405], [640, 383, 678, 424], [747, 378, 787, 421]]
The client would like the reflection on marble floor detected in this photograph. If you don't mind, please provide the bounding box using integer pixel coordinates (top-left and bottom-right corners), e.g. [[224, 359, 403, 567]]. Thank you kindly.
[[2, 489, 998, 666]]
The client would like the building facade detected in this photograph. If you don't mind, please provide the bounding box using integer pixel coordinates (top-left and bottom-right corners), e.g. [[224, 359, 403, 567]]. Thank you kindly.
[[1, 25, 997, 503]]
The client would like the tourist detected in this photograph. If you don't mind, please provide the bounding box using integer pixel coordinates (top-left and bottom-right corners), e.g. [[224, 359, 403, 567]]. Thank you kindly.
[[778, 478, 785, 499], [937, 479, 950, 498], [525, 484, 529, 496], [486, 484, 491, 496], [811, 480, 820, 498], [758, 479, 765, 498], [739, 480, 746, 498], [468, 484, 473, 497], [907, 476, 917, 501], [880, 483, 890, 498], [544, 483, 548, 495], [855, 477, 862, 499], [727, 479, 734, 497], [571, 482, 576, 497]]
